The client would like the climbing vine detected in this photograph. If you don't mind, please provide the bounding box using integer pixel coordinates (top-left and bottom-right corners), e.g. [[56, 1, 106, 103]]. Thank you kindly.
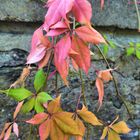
[[0, 0, 136, 140]]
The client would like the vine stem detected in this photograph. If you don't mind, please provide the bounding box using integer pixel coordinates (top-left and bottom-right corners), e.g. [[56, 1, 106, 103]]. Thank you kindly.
[[79, 70, 87, 106], [95, 45, 140, 129], [134, 0, 140, 32]]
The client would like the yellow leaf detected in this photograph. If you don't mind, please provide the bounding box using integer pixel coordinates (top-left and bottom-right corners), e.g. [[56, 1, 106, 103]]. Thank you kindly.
[[50, 120, 65, 140], [47, 95, 62, 114], [54, 112, 83, 136], [108, 129, 121, 140], [111, 121, 131, 134], [77, 105, 102, 126], [100, 127, 108, 140]]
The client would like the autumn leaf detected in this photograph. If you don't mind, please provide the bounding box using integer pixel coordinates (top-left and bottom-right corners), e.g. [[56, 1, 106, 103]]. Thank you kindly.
[[39, 118, 51, 140], [54, 34, 71, 85], [70, 35, 90, 74], [111, 121, 131, 134], [44, 0, 74, 29], [75, 26, 106, 44], [72, 0, 92, 25], [13, 123, 19, 137], [38, 48, 52, 69], [96, 78, 104, 110], [26, 113, 48, 124], [100, 0, 104, 10], [47, 20, 69, 36], [108, 129, 121, 140], [26, 96, 85, 139], [3, 125, 12, 140], [13, 101, 24, 119], [77, 105, 102, 126], [0, 123, 11, 140], [50, 120, 66, 140], [100, 120, 131, 140], [27, 27, 51, 64], [96, 69, 113, 110], [54, 112, 83, 136]]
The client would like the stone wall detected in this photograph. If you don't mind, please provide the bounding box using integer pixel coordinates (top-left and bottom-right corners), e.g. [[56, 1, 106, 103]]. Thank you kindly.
[[0, 0, 140, 140]]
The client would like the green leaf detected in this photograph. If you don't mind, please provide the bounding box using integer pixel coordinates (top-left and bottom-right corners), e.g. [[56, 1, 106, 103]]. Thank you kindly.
[[7, 88, 32, 101], [126, 47, 135, 56], [34, 69, 46, 92], [21, 97, 35, 113], [136, 43, 140, 50], [37, 92, 53, 103], [34, 99, 44, 113], [109, 41, 116, 49], [136, 49, 140, 59], [129, 42, 134, 47], [103, 45, 109, 55]]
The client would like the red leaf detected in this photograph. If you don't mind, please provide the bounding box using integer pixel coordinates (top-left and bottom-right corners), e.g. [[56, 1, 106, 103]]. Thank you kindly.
[[13, 101, 24, 119], [54, 34, 71, 85], [75, 26, 106, 44], [3, 125, 12, 140], [70, 35, 90, 74], [72, 0, 92, 25], [96, 78, 104, 111], [101, 0, 104, 9], [44, 0, 74, 29], [26, 113, 48, 124], [39, 119, 51, 140], [47, 20, 69, 36], [27, 27, 50, 64], [13, 123, 19, 137]]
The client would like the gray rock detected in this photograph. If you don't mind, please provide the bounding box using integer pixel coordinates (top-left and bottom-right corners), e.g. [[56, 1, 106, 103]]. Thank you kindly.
[[0, 0, 140, 29], [0, 33, 32, 51], [0, 0, 46, 22]]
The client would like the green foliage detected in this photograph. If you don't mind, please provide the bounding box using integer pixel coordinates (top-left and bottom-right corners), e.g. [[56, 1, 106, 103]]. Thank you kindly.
[[126, 42, 140, 59], [7, 88, 32, 101], [34, 69, 46, 92]]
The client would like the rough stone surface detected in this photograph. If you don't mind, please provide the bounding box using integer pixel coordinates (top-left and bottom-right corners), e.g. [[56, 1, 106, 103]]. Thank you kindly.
[[0, 0, 140, 29], [0, 0, 140, 139], [0, 0, 46, 22], [0, 28, 140, 139]]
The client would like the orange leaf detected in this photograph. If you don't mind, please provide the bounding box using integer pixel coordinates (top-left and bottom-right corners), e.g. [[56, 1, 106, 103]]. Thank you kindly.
[[47, 95, 62, 114], [38, 49, 52, 69], [0, 123, 11, 140], [3, 125, 12, 140], [54, 112, 83, 136], [75, 26, 106, 44], [26, 113, 48, 124], [13, 101, 24, 119], [71, 35, 90, 74], [50, 120, 65, 140], [77, 105, 102, 126], [39, 118, 51, 140], [98, 69, 113, 82], [95, 78, 104, 110], [111, 121, 131, 134], [71, 58, 79, 71]]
